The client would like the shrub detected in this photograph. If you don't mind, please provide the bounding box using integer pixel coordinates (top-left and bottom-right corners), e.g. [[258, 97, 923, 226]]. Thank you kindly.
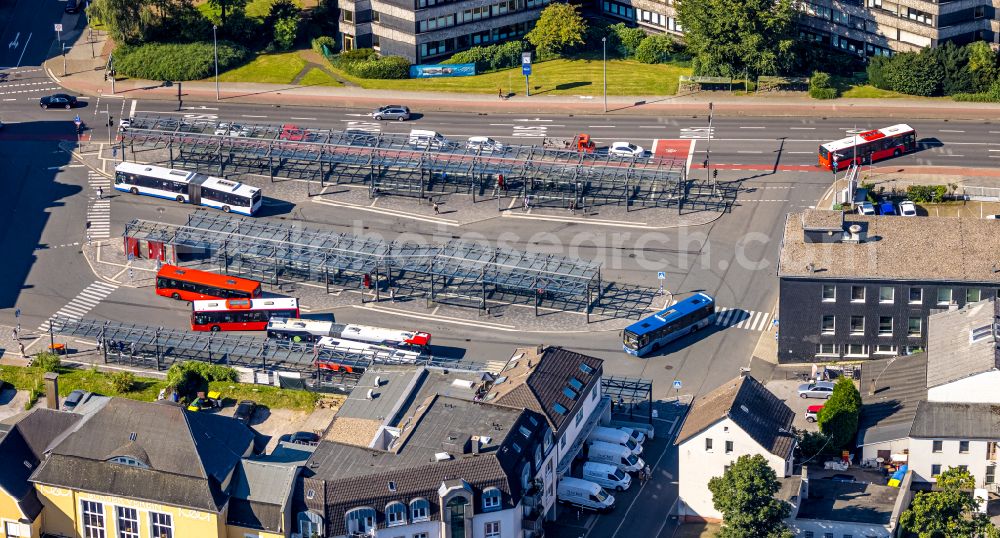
[[348, 56, 410, 79], [443, 41, 524, 72], [273, 16, 299, 50], [817, 377, 861, 449], [109, 371, 136, 393], [634, 34, 676, 64], [882, 51, 944, 96], [312, 36, 336, 56], [866, 55, 891, 90], [808, 71, 838, 99], [906, 185, 948, 203], [610, 23, 646, 57], [115, 41, 251, 81], [33, 353, 61, 373], [338, 48, 379, 63], [167, 361, 238, 399]]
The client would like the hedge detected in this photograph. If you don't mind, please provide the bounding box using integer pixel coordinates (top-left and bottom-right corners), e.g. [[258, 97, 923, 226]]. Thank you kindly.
[[443, 41, 524, 73], [635, 34, 676, 64], [808, 71, 838, 99], [346, 56, 410, 79], [115, 41, 251, 81], [906, 185, 948, 203]]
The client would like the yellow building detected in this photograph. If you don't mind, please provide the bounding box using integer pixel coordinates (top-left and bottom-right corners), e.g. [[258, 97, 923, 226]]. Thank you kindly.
[[29, 398, 255, 538], [0, 408, 81, 538]]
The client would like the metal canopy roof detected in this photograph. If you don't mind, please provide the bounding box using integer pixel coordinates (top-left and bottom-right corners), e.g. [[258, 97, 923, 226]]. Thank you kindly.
[[127, 212, 601, 297]]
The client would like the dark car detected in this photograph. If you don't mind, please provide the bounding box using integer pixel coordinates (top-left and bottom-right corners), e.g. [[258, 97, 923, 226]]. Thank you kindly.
[[63, 389, 91, 411], [233, 400, 257, 425], [40, 94, 78, 110], [65, 0, 80, 13], [279, 431, 320, 446]]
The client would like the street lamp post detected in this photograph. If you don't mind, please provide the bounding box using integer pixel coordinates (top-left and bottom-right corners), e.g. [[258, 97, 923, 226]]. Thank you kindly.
[[213, 25, 220, 101], [602, 37, 607, 113], [706, 102, 715, 194]]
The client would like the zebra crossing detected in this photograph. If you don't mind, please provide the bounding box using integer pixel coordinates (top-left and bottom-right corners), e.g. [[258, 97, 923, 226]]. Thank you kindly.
[[713, 306, 773, 332], [87, 170, 111, 239], [38, 281, 118, 333]]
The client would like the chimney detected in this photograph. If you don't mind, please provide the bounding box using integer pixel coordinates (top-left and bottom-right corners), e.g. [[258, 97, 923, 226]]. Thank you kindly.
[[739, 367, 751, 378], [471, 435, 481, 454], [44, 372, 59, 410], [800, 466, 809, 500], [844, 224, 864, 243]]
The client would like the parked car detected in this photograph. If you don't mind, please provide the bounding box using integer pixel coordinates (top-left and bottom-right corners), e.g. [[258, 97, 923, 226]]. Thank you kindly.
[[371, 105, 410, 121], [279, 431, 320, 446], [797, 381, 836, 399], [608, 142, 645, 158], [466, 136, 505, 153], [878, 200, 895, 215], [278, 124, 306, 142], [582, 461, 632, 492], [805, 404, 824, 423], [856, 201, 876, 215], [233, 400, 257, 425], [899, 200, 918, 217], [65, 0, 81, 13], [63, 389, 91, 411], [39, 94, 78, 109], [214, 123, 233, 136], [557, 477, 616, 513]]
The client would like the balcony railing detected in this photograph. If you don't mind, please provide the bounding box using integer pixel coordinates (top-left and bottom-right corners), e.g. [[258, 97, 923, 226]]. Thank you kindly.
[[522, 507, 544, 533]]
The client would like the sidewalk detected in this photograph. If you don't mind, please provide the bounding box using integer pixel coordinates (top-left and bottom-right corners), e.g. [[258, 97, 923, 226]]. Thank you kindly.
[[45, 29, 1000, 120]]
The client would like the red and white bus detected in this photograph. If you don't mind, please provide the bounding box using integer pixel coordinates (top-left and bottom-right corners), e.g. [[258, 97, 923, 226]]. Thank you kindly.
[[156, 265, 262, 301], [191, 298, 299, 331], [266, 318, 431, 348], [818, 124, 917, 170], [316, 337, 423, 363]]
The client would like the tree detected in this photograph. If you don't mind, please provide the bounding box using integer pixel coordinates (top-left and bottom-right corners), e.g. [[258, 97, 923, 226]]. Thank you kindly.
[[88, 0, 149, 45], [707, 454, 794, 538], [677, 0, 795, 77], [273, 17, 299, 50], [525, 3, 587, 57], [808, 71, 837, 99], [206, 0, 248, 27], [883, 51, 944, 96], [635, 34, 676, 64], [900, 467, 999, 538], [967, 40, 999, 93], [609, 23, 647, 57], [817, 377, 861, 449]]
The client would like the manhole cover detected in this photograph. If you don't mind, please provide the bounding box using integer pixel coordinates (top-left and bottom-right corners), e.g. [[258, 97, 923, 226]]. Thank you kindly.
[[663, 365, 673, 370]]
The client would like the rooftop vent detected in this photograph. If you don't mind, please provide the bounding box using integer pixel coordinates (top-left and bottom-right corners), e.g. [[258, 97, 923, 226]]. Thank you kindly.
[[128, 432, 137, 441], [739, 404, 750, 413], [843, 224, 864, 243], [434, 452, 453, 462], [388, 481, 397, 492]]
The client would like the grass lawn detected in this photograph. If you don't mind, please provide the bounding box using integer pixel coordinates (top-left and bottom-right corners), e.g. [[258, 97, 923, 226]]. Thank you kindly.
[[331, 57, 691, 96], [673, 522, 721, 537], [209, 380, 320, 412], [297, 67, 342, 86], [839, 84, 913, 98], [216, 51, 307, 84]]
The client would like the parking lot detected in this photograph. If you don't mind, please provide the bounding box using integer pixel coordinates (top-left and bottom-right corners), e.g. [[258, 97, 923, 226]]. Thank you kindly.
[[765, 378, 827, 431]]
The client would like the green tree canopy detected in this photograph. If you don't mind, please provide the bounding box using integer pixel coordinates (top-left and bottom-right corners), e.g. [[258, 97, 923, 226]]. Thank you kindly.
[[900, 467, 999, 538], [707, 454, 793, 538], [206, 0, 249, 26], [89, 0, 148, 45], [525, 3, 587, 57], [677, 0, 795, 77], [817, 377, 861, 449]]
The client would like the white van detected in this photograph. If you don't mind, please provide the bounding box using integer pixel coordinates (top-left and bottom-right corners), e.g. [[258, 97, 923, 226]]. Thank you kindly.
[[589, 426, 642, 456], [408, 129, 448, 149], [557, 477, 615, 513], [587, 441, 645, 472], [582, 461, 632, 492], [617, 426, 647, 445]]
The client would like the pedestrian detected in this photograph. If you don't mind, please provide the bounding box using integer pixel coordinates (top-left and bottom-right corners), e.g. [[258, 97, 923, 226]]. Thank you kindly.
[[523, 196, 530, 212], [433, 202, 440, 215], [390, 288, 396, 303], [97, 186, 103, 200], [498, 88, 503, 100], [18, 342, 25, 358], [10, 328, 17, 342]]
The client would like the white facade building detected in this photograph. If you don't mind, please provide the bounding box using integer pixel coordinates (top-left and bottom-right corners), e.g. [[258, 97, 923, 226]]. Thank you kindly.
[[907, 400, 1000, 488], [674, 374, 796, 522]]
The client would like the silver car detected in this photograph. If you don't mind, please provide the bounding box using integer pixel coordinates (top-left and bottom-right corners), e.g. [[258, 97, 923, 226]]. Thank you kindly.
[[371, 105, 410, 121], [797, 381, 836, 399]]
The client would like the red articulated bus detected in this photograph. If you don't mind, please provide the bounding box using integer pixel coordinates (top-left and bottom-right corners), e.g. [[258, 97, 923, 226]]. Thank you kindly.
[[156, 265, 262, 301], [191, 298, 299, 332], [818, 124, 917, 171]]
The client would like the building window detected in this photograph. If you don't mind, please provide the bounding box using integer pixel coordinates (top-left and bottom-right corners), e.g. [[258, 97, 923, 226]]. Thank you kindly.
[[823, 534, 833, 538], [485, 521, 501, 538], [805, 532, 814, 538], [879, 287, 894, 303], [816, 343, 838, 356], [149, 512, 172, 538], [986, 465, 996, 484], [908, 317, 922, 337], [850, 316, 865, 334], [868, 0, 881, 7], [82, 500, 105, 538], [972, 324, 993, 342], [410, 499, 430, 522], [875, 344, 896, 355], [966, 288, 981, 303], [725, 440, 734, 454], [851, 286, 865, 302], [705, 438, 713, 451], [845, 344, 867, 357], [907, 7, 932, 24], [414, 534, 429, 538], [482, 488, 502, 511], [932, 464, 942, 476], [822, 284, 836, 302], [960, 441, 970, 453], [958, 464, 969, 472], [575, 409, 583, 425], [975, 4, 985, 17], [116, 507, 139, 538], [879, 316, 893, 336], [909, 287, 922, 304], [937, 288, 954, 305], [821, 315, 835, 334], [372, 11, 380, 22], [4, 521, 24, 537], [345, 507, 376, 534], [933, 440, 943, 453], [342, 9, 354, 23], [386, 502, 407, 526], [447, 497, 468, 538]]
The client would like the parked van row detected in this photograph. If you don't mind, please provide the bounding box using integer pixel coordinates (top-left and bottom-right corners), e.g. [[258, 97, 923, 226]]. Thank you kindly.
[[556, 424, 651, 513]]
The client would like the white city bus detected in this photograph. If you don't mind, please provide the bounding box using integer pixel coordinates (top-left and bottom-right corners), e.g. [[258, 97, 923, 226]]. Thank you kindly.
[[114, 162, 262, 216], [266, 318, 431, 348]]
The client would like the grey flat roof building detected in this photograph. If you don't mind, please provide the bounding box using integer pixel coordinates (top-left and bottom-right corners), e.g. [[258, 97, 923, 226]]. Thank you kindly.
[[926, 298, 1000, 389]]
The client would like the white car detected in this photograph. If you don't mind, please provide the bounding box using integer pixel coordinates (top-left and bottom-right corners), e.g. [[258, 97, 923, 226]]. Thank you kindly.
[[466, 136, 505, 153], [214, 123, 232, 136], [608, 142, 645, 158], [118, 117, 131, 130], [856, 201, 876, 215], [899, 200, 918, 217]]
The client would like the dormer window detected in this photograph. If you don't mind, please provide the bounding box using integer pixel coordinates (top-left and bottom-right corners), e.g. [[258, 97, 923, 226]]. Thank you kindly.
[[482, 487, 502, 512], [386, 501, 407, 527], [108, 456, 149, 469], [409, 498, 430, 522], [344, 507, 376, 534]]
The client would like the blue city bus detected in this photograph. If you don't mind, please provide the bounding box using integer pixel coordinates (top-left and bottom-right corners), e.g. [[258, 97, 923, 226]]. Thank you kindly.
[[623, 293, 716, 357]]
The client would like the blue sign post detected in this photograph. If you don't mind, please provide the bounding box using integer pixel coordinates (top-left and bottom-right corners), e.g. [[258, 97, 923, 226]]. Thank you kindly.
[[522, 52, 532, 97], [657, 271, 666, 295], [673, 379, 682, 400]]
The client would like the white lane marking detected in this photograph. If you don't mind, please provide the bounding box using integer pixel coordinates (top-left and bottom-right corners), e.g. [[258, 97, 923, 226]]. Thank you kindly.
[[587, 125, 616, 128], [241, 114, 267, 118], [129, 99, 138, 118], [739, 126, 766, 129], [787, 151, 814, 154], [15, 33, 31, 68], [939, 129, 965, 133], [737, 150, 763, 154], [638, 125, 665, 128], [290, 117, 317, 120], [789, 127, 816, 130]]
